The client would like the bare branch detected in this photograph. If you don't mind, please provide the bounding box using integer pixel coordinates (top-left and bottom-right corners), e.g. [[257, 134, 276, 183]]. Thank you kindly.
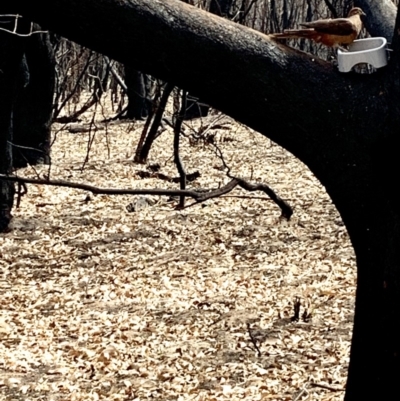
[[0, 174, 292, 218], [0, 174, 211, 199], [0, 14, 48, 36], [107, 59, 128, 92], [310, 382, 345, 392], [237, 179, 293, 220], [134, 82, 174, 163], [246, 323, 262, 357], [173, 90, 188, 208]]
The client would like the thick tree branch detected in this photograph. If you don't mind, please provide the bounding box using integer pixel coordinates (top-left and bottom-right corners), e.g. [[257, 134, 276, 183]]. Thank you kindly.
[[6, 0, 386, 188]]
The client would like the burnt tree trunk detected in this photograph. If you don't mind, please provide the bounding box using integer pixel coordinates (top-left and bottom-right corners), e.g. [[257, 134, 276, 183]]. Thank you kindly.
[[6, 0, 400, 398], [12, 27, 55, 168], [135, 81, 174, 163], [0, 16, 28, 231], [124, 65, 152, 120]]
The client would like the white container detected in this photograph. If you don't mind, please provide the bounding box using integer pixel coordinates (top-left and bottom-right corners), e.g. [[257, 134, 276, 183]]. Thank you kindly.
[[337, 37, 388, 73]]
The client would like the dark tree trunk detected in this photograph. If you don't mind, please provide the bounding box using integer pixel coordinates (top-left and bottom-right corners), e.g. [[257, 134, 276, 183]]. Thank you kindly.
[[135, 82, 174, 163], [0, 16, 28, 231], [338, 2, 400, 398], [12, 27, 55, 168], [6, 0, 400, 398], [124, 65, 151, 120], [209, 0, 233, 17]]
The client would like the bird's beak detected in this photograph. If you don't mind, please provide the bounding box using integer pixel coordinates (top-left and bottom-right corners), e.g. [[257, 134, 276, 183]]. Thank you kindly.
[[361, 11, 366, 17]]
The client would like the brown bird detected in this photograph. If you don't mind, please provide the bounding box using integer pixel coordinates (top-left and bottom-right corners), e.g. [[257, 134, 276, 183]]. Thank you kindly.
[[270, 7, 366, 48]]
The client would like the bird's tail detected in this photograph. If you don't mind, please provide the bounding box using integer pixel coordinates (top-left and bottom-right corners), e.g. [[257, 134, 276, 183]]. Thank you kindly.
[[270, 29, 315, 40]]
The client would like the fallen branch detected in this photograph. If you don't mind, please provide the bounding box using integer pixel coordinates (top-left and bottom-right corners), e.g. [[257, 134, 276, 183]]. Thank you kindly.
[[208, 133, 293, 220], [136, 170, 200, 183], [236, 178, 293, 220], [0, 174, 209, 199], [0, 174, 292, 218], [311, 382, 345, 392]]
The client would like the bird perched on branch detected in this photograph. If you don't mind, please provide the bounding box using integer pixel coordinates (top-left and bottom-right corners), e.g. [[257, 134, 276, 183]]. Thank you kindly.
[[270, 7, 366, 49]]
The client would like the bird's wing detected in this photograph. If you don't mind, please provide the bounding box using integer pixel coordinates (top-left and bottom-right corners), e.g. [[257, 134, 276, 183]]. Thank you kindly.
[[300, 18, 357, 36]]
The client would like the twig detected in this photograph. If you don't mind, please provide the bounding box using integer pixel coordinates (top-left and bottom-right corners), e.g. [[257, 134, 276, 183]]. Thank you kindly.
[[210, 137, 292, 219], [293, 385, 309, 401], [53, 51, 94, 120], [246, 323, 262, 357], [221, 195, 278, 200], [107, 60, 128, 92], [173, 90, 187, 208], [310, 382, 344, 392], [237, 178, 293, 220], [7, 141, 45, 154], [16, 182, 27, 208], [0, 24, 48, 37], [136, 170, 200, 183], [211, 140, 232, 176], [81, 107, 100, 171]]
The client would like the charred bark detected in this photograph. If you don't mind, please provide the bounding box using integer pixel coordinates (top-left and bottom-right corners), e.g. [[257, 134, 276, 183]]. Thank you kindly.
[[173, 90, 187, 208], [124, 66, 152, 120], [135, 82, 174, 163], [12, 27, 55, 168], [0, 16, 28, 231], [6, 0, 400, 398]]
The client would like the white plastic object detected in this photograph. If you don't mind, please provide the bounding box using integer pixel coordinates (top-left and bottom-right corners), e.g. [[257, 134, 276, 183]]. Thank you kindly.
[[337, 37, 388, 73]]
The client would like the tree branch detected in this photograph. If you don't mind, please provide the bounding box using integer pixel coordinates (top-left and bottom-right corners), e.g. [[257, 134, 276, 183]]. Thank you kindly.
[[0, 174, 210, 199], [0, 174, 292, 218], [236, 179, 293, 220], [7, 0, 380, 172], [134, 82, 174, 163], [173, 90, 187, 208], [5, 0, 392, 225]]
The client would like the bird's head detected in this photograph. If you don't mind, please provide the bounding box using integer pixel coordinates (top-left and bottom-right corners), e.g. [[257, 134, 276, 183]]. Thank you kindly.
[[347, 7, 366, 18]]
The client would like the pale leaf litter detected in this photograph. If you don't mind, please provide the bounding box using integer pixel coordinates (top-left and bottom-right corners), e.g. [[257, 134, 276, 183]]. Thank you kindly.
[[0, 102, 355, 400]]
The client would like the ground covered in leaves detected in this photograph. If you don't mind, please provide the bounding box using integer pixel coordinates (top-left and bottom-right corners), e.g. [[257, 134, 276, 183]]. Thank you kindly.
[[0, 103, 356, 400]]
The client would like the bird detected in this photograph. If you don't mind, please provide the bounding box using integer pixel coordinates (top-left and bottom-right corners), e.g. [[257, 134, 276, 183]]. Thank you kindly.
[[270, 7, 366, 49]]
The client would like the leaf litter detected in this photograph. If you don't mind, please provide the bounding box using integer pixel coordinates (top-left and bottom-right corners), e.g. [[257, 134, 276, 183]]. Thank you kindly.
[[0, 101, 355, 400]]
